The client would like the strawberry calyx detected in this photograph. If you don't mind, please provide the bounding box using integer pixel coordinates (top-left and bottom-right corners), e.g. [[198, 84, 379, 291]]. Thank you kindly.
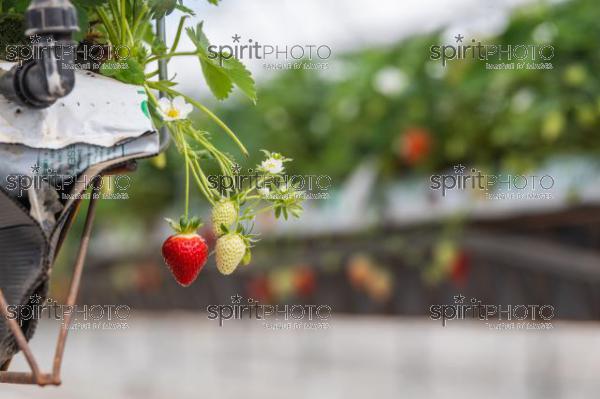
[[165, 215, 203, 235]]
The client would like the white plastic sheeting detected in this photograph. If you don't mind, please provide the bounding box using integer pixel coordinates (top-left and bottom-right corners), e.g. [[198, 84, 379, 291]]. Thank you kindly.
[[0, 62, 153, 148]]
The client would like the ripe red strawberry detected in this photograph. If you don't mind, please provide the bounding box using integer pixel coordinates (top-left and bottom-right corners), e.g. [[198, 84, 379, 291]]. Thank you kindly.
[[400, 127, 432, 165], [162, 216, 208, 287]]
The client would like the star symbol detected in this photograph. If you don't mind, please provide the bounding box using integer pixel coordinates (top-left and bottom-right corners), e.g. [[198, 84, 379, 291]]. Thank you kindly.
[[31, 164, 40, 173], [453, 294, 466, 304], [454, 164, 465, 174], [29, 34, 41, 44], [232, 34, 241, 43], [231, 294, 242, 304], [232, 163, 241, 174], [454, 34, 464, 43], [29, 294, 42, 304]]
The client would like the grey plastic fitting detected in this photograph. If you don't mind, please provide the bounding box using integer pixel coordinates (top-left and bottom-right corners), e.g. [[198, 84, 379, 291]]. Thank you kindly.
[[0, 0, 79, 108]]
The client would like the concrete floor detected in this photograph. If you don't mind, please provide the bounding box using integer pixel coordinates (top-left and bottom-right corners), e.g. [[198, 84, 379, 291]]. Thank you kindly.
[[3, 314, 600, 399]]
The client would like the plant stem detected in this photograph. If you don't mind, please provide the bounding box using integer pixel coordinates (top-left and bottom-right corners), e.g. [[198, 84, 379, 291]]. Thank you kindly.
[[120, 0, 127, 44], [96, 7, 119, 45], [169, 16, 188, 55], [131, 3, 148, 37], [255, 204, 275, 214], [164, 89, 249, 157], [189, 163, 216, 206], [181, 129, 191, 219], [145, 51, 200, 64], [108, 0, 121, 39]]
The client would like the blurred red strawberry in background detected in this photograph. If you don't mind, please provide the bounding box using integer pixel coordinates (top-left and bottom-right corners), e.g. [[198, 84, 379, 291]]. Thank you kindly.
[[450, 250, 470, 287], [246, 275, 273, 303], [365, 269, 394, 303], [293, 266, 316, 298], [399, 127, 432, 165], [346, 254, 374, 289]]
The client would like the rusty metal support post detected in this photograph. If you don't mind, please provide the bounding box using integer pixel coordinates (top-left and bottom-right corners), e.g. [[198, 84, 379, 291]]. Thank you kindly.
[[0, 178, 101, 386]]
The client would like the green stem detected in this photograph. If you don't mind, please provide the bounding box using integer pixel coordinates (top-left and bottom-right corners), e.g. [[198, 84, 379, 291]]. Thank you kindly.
[[187, 128, 233, 175], [96, 7, 119, 45], [181, 129, 191, 219], [145, 51, 199, 65], [120, 0, 129, 45], [255, 204, 275, 214], [169, 16, 188, 55], [189, 163, 216, 206], [165, 89, 249, 157], [131, 3, 148, 37], [109, 0, 122, 40]]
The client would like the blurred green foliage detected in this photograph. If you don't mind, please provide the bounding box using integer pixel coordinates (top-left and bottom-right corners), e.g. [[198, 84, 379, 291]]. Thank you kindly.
[[95, 0, 599, 225], [199, 0, 600, 181]]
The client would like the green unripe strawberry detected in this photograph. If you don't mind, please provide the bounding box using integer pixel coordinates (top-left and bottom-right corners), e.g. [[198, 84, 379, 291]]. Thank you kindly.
[[215, 233, 246, 275], [211, 199, 237, 237]]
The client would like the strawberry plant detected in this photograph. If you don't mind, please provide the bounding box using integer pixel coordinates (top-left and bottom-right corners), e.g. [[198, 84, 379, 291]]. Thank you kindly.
[[64, 0, 304, 281]]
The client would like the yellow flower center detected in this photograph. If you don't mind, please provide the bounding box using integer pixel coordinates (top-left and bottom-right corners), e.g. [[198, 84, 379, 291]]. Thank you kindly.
[[167, 108, 180, 119]]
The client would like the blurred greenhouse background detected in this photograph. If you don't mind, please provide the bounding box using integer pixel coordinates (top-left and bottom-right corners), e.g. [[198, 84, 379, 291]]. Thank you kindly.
[[8, 0, 600, 397], [48, 0, 600, 316]]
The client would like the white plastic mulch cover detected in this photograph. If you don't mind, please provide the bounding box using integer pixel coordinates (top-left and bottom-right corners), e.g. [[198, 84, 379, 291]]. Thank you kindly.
[[0, 61, 154, 148]]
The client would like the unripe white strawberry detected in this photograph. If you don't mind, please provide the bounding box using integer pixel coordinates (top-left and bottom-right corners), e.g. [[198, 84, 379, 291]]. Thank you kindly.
[[215, 233, 246, 275], [211, 199, 237, 237]]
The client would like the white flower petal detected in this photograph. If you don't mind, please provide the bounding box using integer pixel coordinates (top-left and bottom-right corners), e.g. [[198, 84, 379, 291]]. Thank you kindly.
[[157, 97, 172, 113], [172, 96, 187, 109], [180, 103, 194, 118]]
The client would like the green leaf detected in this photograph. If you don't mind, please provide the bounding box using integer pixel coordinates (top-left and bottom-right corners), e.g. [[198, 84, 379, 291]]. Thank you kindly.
[[149, 0, 177, 19], [151, 36, 167, 55], [242, 248, 252, 265], [2, 0, 30, 13], [186, 22, 257, 103], [100, 58, 145, 85], [175, 2, 195, 15]]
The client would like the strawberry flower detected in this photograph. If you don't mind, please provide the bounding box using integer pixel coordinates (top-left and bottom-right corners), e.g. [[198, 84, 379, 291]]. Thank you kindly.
[[260, 157, 284, 174], [158, 96, 193, 121], [258, 187, 271, 197]]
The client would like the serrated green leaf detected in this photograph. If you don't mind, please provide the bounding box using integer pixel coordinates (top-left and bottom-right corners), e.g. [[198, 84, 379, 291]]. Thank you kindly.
[[175, 2, 195, 15], [100, 58, 145, 85], [187, 23, 257, 103]]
